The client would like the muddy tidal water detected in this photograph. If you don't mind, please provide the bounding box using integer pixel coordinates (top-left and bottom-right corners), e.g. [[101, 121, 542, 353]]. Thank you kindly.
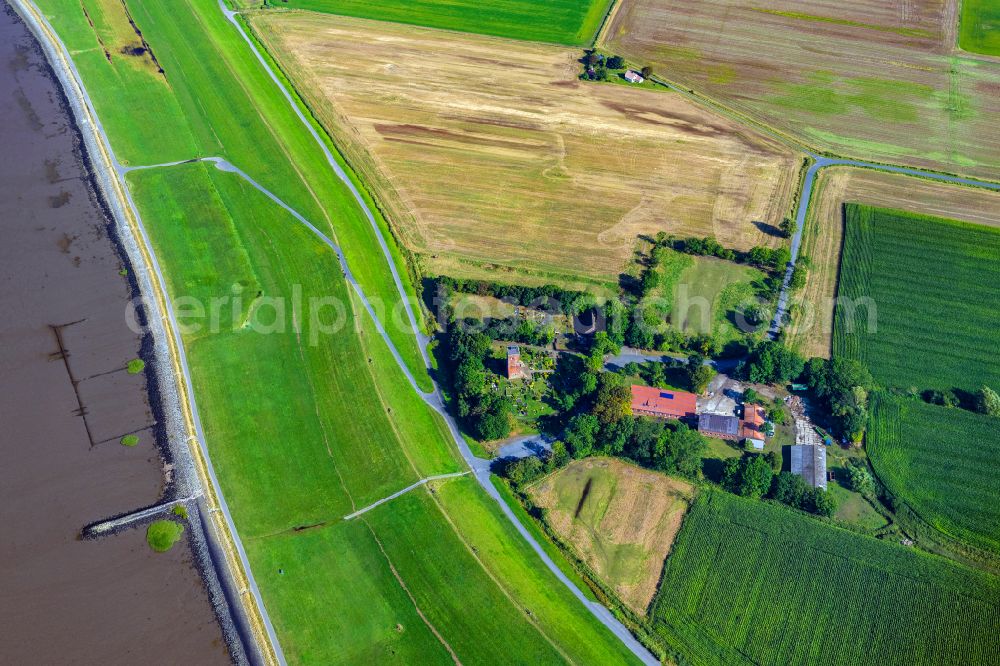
[[0, 5, 229, 663]]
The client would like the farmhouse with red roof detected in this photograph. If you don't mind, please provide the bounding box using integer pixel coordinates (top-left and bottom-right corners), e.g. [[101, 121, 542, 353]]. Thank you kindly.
[[630, 385, 698, 420]]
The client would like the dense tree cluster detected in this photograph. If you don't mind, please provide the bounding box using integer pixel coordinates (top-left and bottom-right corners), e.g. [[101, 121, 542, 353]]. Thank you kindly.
[[722, 454, 773, 499], [742, 341, 805, 385], [771, 471, 836, 516], [803, 357, 874, 441], [494, 442, 570, 489], [437, 275, 594, 315], [551, 368, 708, 479], [747, 245, 792, 271], [845, 461, 876, 496], [723, 455, 836, 516], [976, 385, 1000, 416], [445, 326, 513, 441], [474, 317, 555, 347]]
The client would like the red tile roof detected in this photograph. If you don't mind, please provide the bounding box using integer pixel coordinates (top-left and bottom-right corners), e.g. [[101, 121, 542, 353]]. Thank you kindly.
[[630, 385, 698, 420], [741, 403, 766, 439]]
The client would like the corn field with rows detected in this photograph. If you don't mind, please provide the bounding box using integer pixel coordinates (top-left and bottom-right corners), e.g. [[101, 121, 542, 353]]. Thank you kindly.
[[650, 492, 1000, 666], [869, 393, 1000, 555], [834, 204, 1000, 393]]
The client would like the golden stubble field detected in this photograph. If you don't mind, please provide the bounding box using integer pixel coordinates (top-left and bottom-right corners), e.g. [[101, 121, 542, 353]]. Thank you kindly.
[[528, 457, 694, 614], [605, 0, 1000, 181], [251, 12, 801, 288], [787, 167, 1000, 358]]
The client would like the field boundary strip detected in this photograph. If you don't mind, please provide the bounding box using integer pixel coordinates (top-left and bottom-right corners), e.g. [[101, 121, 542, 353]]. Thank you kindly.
[[7, 1, 284, 663]]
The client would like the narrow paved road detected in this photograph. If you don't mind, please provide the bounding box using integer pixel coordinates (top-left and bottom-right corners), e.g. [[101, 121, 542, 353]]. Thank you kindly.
[[214, 4, 660, 660], [767, 154, 1000, 337], [11, 4, 286, 662]]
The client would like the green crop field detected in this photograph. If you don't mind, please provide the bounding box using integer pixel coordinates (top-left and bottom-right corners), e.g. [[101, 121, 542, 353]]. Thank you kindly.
[[36, 0, 646, 661], [834, 204, 1000, 393], [275, 0, 614, 46], [960, 0, 1000, 56], [650, 491, 1000, 665], [869, 394, 1000, 556]]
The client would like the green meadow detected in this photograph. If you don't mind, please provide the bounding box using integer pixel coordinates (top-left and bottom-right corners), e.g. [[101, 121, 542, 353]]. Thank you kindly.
[[651, 492, 1000, 665], [37, 0, 643, 661], [128, 163, 460, 534], [960, 0, 1000, 56], [276, 0, 614, 46]]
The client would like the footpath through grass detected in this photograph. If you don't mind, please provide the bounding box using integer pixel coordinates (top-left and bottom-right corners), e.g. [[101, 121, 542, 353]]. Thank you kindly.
[[277, 0, 613, 46], [959, 0, 1000, 56], [42, 0, 645, 659], [650, 491, 1000, 666]]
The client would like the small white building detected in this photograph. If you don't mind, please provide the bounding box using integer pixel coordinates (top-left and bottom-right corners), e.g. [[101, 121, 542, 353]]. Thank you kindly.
[[624, 70, 645, 84]]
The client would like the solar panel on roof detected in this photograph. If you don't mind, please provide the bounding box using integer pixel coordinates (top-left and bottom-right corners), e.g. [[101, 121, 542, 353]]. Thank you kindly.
[[660, 392, 674, 399]]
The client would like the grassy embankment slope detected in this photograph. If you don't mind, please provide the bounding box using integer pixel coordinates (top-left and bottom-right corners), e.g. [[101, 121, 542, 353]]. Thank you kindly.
[[249, 12, 800, 292], [834, 204, 1000, 560], [786, 167, 1000, 358], [45, 0, 428, 387], [959, 0, 1000, 56], [274, 0, 614, 46], [603, 0, 1000, 180], [650, 491, 1000, 665], [40, 0, 642, 662]]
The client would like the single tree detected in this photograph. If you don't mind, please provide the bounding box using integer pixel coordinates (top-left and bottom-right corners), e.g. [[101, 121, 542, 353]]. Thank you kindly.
[[847, 465, 876, 496], [977, 385, 1000, 416]]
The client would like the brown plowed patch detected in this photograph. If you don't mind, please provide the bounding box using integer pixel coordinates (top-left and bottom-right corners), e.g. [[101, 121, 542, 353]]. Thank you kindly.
[[528, 457, 694, 614]]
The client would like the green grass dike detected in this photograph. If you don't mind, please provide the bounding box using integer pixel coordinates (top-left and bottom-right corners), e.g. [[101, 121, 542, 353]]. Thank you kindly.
[[39, 0, 430, 390], [36, 0, 644, 661]]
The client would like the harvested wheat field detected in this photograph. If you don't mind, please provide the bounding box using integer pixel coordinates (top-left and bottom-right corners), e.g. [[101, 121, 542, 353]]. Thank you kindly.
[[605, 0, 1000, 181], [528, 457, 694, 614], [250, 12, 801, 289], [786, 166, 1000, 358]]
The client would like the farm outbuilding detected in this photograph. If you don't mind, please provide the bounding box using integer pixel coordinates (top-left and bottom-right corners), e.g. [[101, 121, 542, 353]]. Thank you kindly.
[[790, 445, 827, 489], [698, 413, 741, 440], [624, 70, 645, 83]]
